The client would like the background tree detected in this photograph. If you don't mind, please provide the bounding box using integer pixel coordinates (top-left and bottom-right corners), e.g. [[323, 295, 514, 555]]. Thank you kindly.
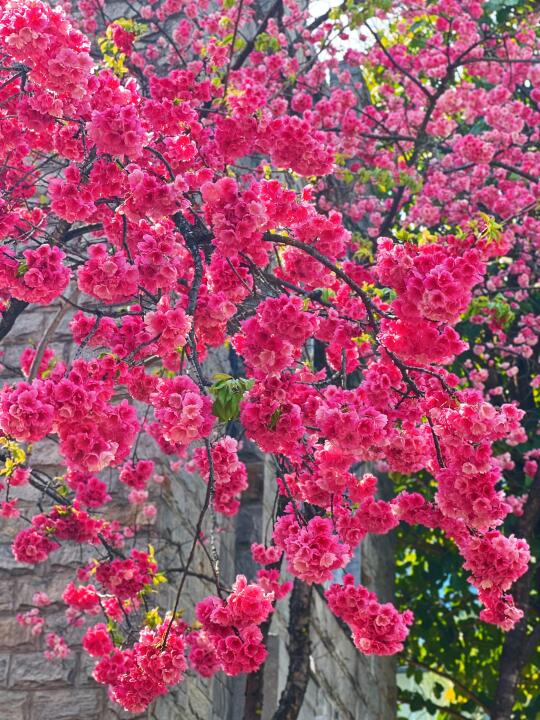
[[0, 0, 538, 717]]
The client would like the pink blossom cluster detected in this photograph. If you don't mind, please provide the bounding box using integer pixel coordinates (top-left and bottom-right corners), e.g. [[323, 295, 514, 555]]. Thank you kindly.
[[62, 582, 100, 615], [215, 114, 257, 163], [93, 619, 187, 712], [66, 470, 111, 508], [255, 569, 292, 601], [376, 237, 485, 325], [458, 531, 530, 631], [432, 391, 526, 529], [49, 165, 97, 222], [109, 22, 135, 54], [262, 116, 335, 177], [201, 178, 269, 263], [459, 531, 530, 593], [77, 244, 139, 303], [14, 358, 138, 473], [11, 502, 109, 565], [0, 379, 54, 441], [144, 297, 191, 369], [16, 608, 44, 637], [12, 527, 59, 565], [0, 244, 70, 305], [134, 226, 189, 293], [315, 387, 388, 459], [325, 574, 414, 655], [87, 105, 146, 159], [478, 589, 525, 632], [82, 623, 114, 657], [190, 436, 248, 516], [234, 295, 318, 377], [192, 284, 236, 349], [273, 508, 351, 584], [36, 504, 103, 544], [150, 375, 214, 450], [351, 497, 399, 536], [123, 169, 186, 221], [0, 0, 94, 104], [119, 459, 155, 490], [187, 630, 222, 678], [44, 632, 70, 660], [194, 575, 274, 676], [380, 317, 466, 365], [251, 543, 283, 565], [95, 549, 157, 600]]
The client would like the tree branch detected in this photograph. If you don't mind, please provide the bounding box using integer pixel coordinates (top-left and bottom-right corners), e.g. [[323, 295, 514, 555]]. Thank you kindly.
[[406, 657, 490, 714], [271, 579, 313, 720], [490, 467, 540, 719], [0, 298, 28, 342], [232, 0, 283, 71]]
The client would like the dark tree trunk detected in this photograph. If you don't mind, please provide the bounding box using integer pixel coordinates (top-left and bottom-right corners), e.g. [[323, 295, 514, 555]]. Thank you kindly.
[[272, 579, 313, 720], [242, 494, 288, 720], [0, 298, 28, 341], [243, 614, 273, 720], [491, 469, 540, 719]]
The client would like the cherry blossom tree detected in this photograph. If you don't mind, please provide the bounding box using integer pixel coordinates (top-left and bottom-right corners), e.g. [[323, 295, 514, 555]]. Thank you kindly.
[[0, 0, 538, 717]]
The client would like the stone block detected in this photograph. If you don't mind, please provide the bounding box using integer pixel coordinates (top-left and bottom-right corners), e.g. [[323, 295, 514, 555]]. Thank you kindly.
[[15, 568, 73, 610], [29, 689, 100, 720], [9, 652, 76, 688], [0, 617, 34, 650], [0, 690, 27, 720], [24, 438, 63, 468], [0, 544, 29, 573], [0, 654, 9, 685], [0, 580, 16, 612]]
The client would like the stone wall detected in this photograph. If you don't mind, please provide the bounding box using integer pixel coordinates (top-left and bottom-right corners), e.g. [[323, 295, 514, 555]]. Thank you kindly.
[[0, 300, 396, 720]]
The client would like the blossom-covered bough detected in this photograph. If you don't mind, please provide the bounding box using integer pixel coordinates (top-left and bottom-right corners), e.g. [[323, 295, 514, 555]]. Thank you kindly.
[[0, 0, 538, 716]]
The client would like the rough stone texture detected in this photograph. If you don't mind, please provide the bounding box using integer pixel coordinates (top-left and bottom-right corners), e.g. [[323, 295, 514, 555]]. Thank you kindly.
[[0, 300, 396, 719]]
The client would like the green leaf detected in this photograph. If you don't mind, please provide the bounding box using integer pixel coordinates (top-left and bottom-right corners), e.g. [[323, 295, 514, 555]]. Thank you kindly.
[[209, 375, 254, 421]]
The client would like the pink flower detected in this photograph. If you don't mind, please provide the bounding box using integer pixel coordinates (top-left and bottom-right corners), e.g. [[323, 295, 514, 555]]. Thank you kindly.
[[251, 543, 283, 566], [0, 380, 54, 442], [82, 623, 114, 657], [459, 531, 530, 593], [16, 608, 44, 636], [150, 375, 214, 448], [119, 460, 155, 490], [234, 295, 318, 378], [87, 105, 146, 159], [49, 166, 96, 223], [94, 620, 187, 713], [62, 582, 100, 613], [12, 528, 59, 564], [190, 437, 247, 516], [1, 499, 20, 518], [9, 244, 70, 304], [77, 244, 139, 304], [33, 592, 52, 607], [273, 510, 351, 584], [326, 575, 413, 655], [95, 549, 157, 600], [44, 632, 70, 660], [262, 116, 334, 177], [187, 630, 222, 677]]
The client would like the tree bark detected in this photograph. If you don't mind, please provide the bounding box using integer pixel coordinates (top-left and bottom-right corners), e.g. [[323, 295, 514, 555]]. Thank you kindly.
[[243, 615, 273, 720], [271, 579, 313, 720], [490, 468, 540, 720], [0, 298, 28, 342]]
